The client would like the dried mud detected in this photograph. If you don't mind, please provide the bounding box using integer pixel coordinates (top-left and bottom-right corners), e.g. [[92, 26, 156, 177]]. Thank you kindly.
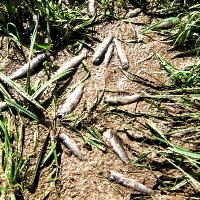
[[0, 5, 199, 200]]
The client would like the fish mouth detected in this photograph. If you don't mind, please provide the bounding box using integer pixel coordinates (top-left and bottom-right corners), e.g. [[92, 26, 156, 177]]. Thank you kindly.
[[93, 58, 102, 65], [57, 113, 64, 119]]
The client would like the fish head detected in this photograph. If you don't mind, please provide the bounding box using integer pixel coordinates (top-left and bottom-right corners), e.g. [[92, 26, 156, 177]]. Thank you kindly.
[[103, 129, 113, 140]]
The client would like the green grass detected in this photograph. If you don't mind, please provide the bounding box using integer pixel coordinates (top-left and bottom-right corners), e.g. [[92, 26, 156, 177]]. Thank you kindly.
[[141, 1, 200, 55], [0, 114, 30, 199]]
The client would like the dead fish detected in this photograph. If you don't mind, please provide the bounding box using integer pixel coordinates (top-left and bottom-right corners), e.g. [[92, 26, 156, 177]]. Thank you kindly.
[[88, 0, 95, 17], [0, 102, 7, 111], [110, 170, 153, 195], [59, 132, 82, 160], [102, 43, 114, 67], [129, 22, 138, 40], [51, 50, 87, 79], [9, 53, 46, 80], [113, 37, 129, 70], [104, 93, 145, 105], [103, 129, 130, 164], [57, 83, 84, 117], [156, 20, 173, 29], [128, 8, 142, 18], [154, 195, 185, 200], [93, 33, 114, 65]]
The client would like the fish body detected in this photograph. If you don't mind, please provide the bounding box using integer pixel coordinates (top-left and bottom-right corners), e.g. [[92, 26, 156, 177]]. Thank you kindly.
[[156, 20, 173, 29], [88, 0, 95, 17], [0, 102, 7, 111], [113, 38, 129, 70], [59, 132, 82, 160], [51, 50, 87, 79], [103, 130, 130, 164], [9, 53, 46, 80], [128, 8, 142, 17], [129, 22, 138, 40], [104, 93, 144, 105], [103, 43, 114, 67], [57, 83, 84, 117], [93, 34, 114, 65], [110, 170, 153, 195]]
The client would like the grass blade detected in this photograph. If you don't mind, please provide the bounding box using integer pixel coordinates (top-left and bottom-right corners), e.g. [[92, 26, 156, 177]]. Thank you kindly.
[[26, 14, 39, 94], [169, 147, 200, 159], [84, 136, 106, 152], [31, 68, 75, 99], [141, 17, 179, 34], [165, 157, 200, 190], [28, 132, 50, 190], [146, 119, 173, 146], [0, 72, 44, 110], [5, 98, 49, 127], [157, 54, 178, 75]]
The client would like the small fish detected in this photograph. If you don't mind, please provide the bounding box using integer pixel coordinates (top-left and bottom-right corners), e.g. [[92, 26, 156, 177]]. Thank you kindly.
[[0, 102, 7, 111], [9, 53, 46, 80], [88, 0, 95, 17], [102, 43, 114, 67], [59, 132, 83, 160], [93, 34, 114, 65], [128, 8, 142, 18], [155, 20, 173, 29], [104, 93, 145, 105], [51, 50, 87, 79], [103, 129, 130, 164], [57, 83, 84, 117], [129, 22, 138, 40], [110, 170, 153, 195], [113, 37, 129, 70]]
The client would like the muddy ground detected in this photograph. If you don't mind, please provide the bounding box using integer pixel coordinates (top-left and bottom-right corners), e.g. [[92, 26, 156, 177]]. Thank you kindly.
[[0, 2, 200, 200]]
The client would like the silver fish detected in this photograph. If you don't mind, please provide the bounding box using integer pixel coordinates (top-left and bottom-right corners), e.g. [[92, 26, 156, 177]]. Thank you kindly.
[[156, 20, 173, 29], [129, 22, 138, 40], [59, 132, 82, 160], [102, 43, 114, 67], [57, 83, 84, 117], [113, 37, 129, 70], [9, 53, 46, 80], [0, 102, 7, 111], [104, 93, 144, 105], [51, 50, 87, 79], [128, 8, 142, 18], [88, 0, 95, 17], [93, 34, 114, 65], [103, 129, 130, 164], [110, 170, 153, 195]]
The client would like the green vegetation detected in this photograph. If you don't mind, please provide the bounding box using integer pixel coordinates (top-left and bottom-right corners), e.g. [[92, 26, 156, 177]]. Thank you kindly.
[[1, 0, 200, 199]]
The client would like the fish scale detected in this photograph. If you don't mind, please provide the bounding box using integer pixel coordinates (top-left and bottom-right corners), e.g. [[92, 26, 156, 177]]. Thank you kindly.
[[93, 34, 114, 65], [59, 132, 83, 160], [110, 171, 153, 195], [113, 37, 129, 70], [103, 129, 130, 164], [57, 83, 84, 118], [9, 53, 46, 80]]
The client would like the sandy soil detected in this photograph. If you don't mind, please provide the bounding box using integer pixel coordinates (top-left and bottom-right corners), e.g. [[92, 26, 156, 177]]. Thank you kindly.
[[0, 2, 199, 200]]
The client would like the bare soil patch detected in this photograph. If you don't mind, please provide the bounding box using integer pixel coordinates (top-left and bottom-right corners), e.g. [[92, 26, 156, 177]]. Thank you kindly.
[[0, 4, 199, 200]]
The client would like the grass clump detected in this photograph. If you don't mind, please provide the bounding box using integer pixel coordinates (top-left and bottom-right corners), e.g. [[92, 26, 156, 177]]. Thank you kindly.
[[0, 114, 30, 199], [141, 1, 200, 56], [0, 0, 94, 52]]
